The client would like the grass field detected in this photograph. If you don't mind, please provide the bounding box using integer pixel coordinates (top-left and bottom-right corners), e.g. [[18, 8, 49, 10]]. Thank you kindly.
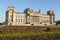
[[0, 26, 2, 28], [0, 31, 60, 37]]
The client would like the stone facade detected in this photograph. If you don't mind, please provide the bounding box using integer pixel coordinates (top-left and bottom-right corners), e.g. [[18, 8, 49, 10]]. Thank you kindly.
[[6, 6, 56, 26]]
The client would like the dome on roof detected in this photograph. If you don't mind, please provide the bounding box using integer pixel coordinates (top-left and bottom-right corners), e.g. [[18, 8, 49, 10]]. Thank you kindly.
[[24, 8, 33, 13], [47, 10, 55, 16]]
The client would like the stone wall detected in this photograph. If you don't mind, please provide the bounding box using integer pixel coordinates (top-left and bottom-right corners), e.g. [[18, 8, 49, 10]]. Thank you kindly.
[[2, 26, 60, 34]]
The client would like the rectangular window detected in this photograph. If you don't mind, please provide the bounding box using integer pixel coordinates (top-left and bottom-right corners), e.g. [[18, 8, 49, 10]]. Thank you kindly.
[[21, 19, 22, 22], [16, 19, 17, 22], [10, 15, 12, 18], [10, 15, 12, 22], [18, 19, 20, 22]]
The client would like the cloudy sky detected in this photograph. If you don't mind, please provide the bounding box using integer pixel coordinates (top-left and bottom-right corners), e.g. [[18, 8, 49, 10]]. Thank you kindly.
[[0, 0, 60, 23]]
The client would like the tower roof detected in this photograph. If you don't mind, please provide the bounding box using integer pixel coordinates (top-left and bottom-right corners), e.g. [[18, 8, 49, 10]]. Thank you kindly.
[[47, 10, 55, 16], [8, 6, 15, 8], [7, 6, 15, 10], [24, 8, 33, 13]]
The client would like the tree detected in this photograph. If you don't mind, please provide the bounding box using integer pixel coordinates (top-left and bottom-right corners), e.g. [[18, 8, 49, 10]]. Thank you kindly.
[[56, 20, 60, 25], [0, 23, 2, 25]]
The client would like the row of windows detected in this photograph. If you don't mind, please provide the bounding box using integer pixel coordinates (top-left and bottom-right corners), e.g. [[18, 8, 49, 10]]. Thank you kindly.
[[9, 22, 25, 25], [41, 20, 50, 23], [10, 15, 25, 18], [31, 17, 50, 23], [31, 17, 40, 23], [40, 17, 50, 20], [15, 19, 26, 22], [14, 23, 25, 25], [31, 16, 40, 17], [9, 15, 52, 23], [16, 16, 26, 18]]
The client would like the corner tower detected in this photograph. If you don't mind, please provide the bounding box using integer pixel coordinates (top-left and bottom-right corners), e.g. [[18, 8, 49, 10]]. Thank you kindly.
[[6, 6, 14, 25], [24, 8, 33, 24], [47, 10, 55, 25]]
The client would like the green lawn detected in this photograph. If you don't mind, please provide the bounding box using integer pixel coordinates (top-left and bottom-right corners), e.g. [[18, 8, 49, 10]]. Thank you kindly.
[[0, 26, 3, 29], [0, 26, 2, 31], [0, 26, 2, 28], [0, 31, 60, 37]]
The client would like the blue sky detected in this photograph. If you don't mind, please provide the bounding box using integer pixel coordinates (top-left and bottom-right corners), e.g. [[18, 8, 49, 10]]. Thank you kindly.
[[0, 0, 60, 23]]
